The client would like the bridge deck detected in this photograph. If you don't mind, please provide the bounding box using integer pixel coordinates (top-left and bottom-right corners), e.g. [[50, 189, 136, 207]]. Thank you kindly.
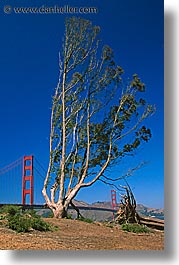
[[0, 204, 117, 213]]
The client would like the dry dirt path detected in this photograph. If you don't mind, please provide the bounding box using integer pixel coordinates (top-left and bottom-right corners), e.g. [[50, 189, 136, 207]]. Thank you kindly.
[[0, 218, 164, 250]]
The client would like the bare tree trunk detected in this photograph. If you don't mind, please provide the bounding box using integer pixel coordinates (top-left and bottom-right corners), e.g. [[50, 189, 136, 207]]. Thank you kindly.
[[59, 66, 67, 203], [51, 204, 68, 219], [47, 184, 81, 218]]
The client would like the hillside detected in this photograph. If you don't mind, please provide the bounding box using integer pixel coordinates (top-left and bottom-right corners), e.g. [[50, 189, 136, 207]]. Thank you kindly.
[[38, 200, 164, 221], [72, 200, 164, 220], [0, 218, 164, 250], [136, 204, 164, 220]]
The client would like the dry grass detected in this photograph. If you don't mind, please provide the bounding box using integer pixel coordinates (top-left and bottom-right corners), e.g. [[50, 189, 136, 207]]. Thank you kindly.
[[0, 218, 164, 250]]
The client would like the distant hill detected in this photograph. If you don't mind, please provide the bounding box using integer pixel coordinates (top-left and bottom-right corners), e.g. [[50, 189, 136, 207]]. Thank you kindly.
[[37, 200, 164, 221], [68, 200, 113, 221], [136, 204, 164, 220], [68, 200, 164, 221], [71, 200, 164, 221]]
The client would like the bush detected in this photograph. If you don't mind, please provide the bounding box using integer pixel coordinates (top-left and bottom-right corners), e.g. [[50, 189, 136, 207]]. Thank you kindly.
[[31, 217, 53, 232], [0, 215, 6, 220], [8, 214, 32, 233], [0, 205, 55, 233], [7, 213, 54, 233], [25, 209, 38, 218], [78, 216, 93, 223], [0, 205, 22, 216], [121, 223, 151, 233]]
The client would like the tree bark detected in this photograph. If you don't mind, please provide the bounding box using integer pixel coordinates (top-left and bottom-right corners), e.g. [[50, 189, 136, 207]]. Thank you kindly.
[[47, 184, 81, 218], [52, 204, 68, 219]]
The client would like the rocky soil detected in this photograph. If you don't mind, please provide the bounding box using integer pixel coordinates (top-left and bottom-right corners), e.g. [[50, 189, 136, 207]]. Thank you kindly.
[[0, 218, 164, 250]]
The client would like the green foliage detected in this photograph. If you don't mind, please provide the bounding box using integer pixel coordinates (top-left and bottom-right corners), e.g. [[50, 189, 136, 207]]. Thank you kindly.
[[7, 213, 54, 233], [78, 216, 93, 223], [8, 214, 32, 233], [0, 205, 55, 233], [0, 205, 22, 216], [0, 215, 6, 220], [31, 217, 53, 232], [121, 223, 151, 233]]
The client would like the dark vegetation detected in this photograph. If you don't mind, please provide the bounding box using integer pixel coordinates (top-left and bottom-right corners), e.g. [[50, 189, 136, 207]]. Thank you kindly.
[[0, 205, 56, 233], [121, 223, 151, 233], [77, 216, 93, 223]]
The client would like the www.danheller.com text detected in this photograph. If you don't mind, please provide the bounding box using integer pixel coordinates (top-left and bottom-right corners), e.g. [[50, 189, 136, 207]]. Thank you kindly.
[[3, 5, 98, 14]]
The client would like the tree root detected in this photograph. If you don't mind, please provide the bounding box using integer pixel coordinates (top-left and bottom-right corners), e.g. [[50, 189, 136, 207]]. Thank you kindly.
[[115, 184, 164, 230], [115, 184, 140, 224]]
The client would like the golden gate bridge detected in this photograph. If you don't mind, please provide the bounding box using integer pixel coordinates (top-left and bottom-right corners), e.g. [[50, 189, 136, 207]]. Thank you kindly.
[[0, 156, 46, 206], [0, 155, 118, 213]]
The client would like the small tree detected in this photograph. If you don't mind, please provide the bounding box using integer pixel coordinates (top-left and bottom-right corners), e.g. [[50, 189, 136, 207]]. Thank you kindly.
[[42, 17, 155, 218]]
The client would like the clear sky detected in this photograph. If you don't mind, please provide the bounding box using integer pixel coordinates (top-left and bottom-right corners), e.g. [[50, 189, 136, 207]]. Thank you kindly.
[[0, 0, 164, 208]]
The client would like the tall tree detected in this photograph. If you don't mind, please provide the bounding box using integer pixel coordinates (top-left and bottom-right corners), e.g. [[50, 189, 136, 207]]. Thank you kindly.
[[42, 17, 155, 218]]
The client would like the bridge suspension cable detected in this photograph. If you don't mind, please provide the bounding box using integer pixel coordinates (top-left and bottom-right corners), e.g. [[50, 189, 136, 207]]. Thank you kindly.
[[0, 157, 23, 204], [34, 157, 47, 174], [33, 157, 47, 182], [0, 156, 48, 205], [0, 157, 23, 176]]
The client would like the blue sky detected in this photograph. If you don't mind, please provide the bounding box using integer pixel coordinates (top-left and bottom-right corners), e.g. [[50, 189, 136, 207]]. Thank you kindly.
[[0, 0, 164, 208]]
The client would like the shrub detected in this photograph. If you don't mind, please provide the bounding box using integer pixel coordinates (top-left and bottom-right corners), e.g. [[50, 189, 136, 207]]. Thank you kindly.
[[121, 223, 151, 233], [8, 214, 32, 233], [0, 205, 55, 233], [7, 213, 54, 233], [25, 209, 38, 218], [78, 216, 93, 223], [31, 217, 53, 231], [0, 205, 22, 216], [0, 215, 6, 220]]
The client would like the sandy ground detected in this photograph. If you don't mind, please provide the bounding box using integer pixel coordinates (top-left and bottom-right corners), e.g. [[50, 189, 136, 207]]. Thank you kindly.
[[0, 218, 164, 250]]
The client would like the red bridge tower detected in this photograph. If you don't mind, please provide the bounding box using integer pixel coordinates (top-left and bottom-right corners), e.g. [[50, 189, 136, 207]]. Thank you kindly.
[[111, 189, 117, 210], [111, 189, 117, 220], [22, 156, 34, 205]]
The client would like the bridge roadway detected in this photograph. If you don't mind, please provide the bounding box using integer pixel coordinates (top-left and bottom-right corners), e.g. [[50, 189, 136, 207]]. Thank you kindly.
[[0, 204, 117, 213]]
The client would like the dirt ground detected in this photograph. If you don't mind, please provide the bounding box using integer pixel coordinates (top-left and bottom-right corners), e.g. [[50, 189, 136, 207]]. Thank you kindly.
[[0, 218, 164, 250]]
